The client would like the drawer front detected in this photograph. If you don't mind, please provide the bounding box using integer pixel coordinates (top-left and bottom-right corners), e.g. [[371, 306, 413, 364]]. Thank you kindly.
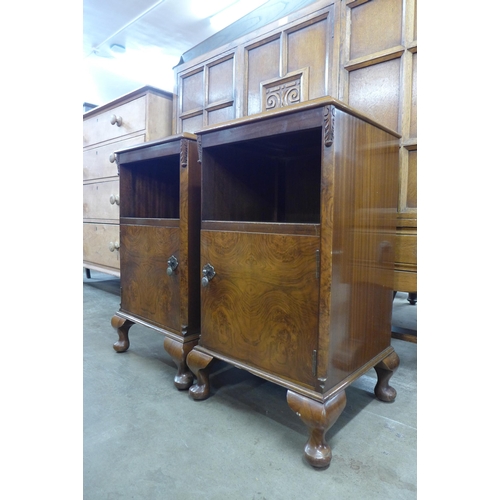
[[120, 225, 181, 333], [200, 230, 320, 388], [83, 223, 120, 270], [83, 135, 145, 181], [83, 96, 146, 146], [83, 179, 120, 221], [395, 231, 417, 268]]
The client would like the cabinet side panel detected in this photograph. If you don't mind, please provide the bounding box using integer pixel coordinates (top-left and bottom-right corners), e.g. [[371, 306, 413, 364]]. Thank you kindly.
[[326, 109, 399, 388]]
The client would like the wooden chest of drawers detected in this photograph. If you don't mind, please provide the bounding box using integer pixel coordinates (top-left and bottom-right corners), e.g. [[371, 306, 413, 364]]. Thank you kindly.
[[187, 97, 401, 468], [83, 86, 173, 276], [111, 134, 201, 389]]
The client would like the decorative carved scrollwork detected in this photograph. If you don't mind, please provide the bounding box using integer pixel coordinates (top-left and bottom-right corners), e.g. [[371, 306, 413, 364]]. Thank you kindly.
[[265, 80, 301, 111], [180, 138, 188, 168], [323, 105, 334, 147], [197, 135, 202, 164], [260, 68, 309, 113]]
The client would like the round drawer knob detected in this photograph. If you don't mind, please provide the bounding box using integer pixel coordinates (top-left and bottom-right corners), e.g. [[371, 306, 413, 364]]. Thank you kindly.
[[166, 255, 178, 276], [201, 263, 216, 287], [109, 241, 120, 252], [109, 194, 120, 205], [110, 114, 123, 127], [109, 153, 116, 163]]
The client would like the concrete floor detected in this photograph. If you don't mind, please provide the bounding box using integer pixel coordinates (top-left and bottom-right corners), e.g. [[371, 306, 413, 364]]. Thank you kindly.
[[83, 271, 417, 499]]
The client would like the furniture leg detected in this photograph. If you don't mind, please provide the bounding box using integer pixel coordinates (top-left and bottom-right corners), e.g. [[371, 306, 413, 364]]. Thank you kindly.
[[186, 349, 214, 400], [85, 268, 91, 279], [407, 292, 417, 305], [287, 390, 347, 468], [111, 315, 134, 353], [374, 350, 400, 402], [163, 337, 196, 390]]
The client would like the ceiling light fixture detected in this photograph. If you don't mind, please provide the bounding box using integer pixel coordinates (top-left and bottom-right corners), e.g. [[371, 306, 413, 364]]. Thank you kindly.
[[110, 44, 126, 54]]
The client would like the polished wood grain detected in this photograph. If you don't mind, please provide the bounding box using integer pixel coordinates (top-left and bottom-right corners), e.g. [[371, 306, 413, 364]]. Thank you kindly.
[[200, 229, 320, 388], [112, 135, 201, 388], [187, 98, 400, 466], [322, 106, 399, 389], [120, 224, 181, 332], [174, 0, 417, 296]]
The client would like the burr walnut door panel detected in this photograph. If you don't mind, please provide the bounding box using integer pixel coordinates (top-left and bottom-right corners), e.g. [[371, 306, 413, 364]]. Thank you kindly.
[[200, 230, 320, 388], [120, 224, 180, 333]]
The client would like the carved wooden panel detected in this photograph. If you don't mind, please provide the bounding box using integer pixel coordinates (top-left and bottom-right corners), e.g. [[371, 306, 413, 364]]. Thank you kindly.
[[261, 69, 309, 112]]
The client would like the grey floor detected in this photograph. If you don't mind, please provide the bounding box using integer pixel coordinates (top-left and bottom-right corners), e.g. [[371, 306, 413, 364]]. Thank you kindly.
[[83, 271, 417, 500]]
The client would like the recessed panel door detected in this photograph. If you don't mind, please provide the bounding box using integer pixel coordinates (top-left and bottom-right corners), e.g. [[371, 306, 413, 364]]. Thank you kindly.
[[200, 229, 320, 388]]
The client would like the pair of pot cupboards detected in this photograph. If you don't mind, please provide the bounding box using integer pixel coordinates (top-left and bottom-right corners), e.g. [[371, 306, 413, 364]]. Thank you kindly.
[[111, 97, 400, 468]]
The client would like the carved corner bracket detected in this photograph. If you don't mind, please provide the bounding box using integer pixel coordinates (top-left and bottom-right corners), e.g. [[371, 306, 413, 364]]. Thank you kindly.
[[261, 68, 310, 112], [197, 135, 202, 164], [323, 105, 335, 147], [180, 138, 188, 168]]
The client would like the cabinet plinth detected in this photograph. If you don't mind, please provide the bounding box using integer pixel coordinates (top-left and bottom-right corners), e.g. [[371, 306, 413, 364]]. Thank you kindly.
[[112, 133, 201, 389], [187, 97, 401, 466]]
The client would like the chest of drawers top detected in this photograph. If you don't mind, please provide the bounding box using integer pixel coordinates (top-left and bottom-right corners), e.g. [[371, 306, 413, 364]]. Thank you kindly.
[[83, 86, 173, 148]]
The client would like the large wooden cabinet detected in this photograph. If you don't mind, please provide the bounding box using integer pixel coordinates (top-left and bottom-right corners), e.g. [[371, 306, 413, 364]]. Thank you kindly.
[[83, 86, 173, 276], [173, 0, 417, 296], [186, 97, 401, 468], [111, 134, 201, 389]]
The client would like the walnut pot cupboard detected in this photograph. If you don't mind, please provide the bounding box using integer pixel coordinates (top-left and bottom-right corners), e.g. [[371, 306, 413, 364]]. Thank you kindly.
[[186, 97, 401, 468], [83, 86, 173, 276], [111, 134, 201, 389], [173, 0, 417, 296]]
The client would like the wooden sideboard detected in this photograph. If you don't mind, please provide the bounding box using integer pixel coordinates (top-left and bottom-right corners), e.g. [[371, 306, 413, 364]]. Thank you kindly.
[[83, 86, 173, 277], [111, 134, 201, 389], [187, 97, 401, 468], [173, 0, 417, 296]]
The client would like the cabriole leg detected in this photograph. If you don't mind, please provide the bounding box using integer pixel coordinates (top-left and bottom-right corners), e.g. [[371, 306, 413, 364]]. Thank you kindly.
[[163, 337, 196, 390], [186, 349, 214, 401], [374, 350, 400, 402], [111, 315, 134, 353], [287, 390, 347, 468]]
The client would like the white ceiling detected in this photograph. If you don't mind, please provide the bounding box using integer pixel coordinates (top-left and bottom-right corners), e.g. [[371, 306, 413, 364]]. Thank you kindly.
[[83, 0, 269, 106]]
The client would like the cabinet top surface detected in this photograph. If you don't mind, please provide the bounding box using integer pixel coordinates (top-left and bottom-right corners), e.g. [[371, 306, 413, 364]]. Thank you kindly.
[[114, 132, 198, 165], [83, 85, 173, 119], [195, 97, 401, 139], [114, 132, 197, 157]]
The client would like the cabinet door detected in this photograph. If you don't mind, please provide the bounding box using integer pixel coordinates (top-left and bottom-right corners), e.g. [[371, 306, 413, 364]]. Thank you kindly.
[[200, 230, 320, 388], [120, 225, 180, 334]]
